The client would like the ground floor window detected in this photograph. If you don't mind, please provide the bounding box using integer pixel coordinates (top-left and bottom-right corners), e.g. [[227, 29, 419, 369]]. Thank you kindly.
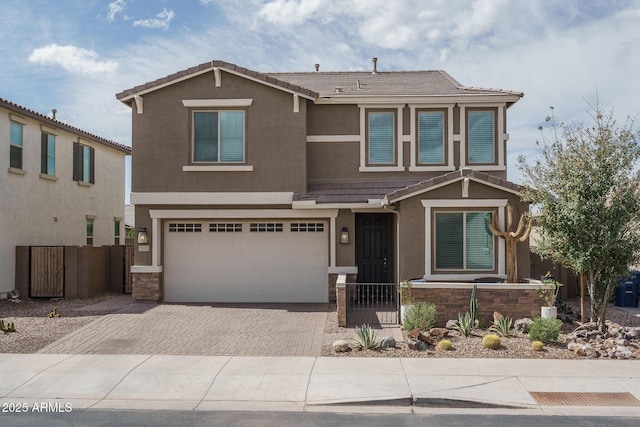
[[434, 211, 494, 270]]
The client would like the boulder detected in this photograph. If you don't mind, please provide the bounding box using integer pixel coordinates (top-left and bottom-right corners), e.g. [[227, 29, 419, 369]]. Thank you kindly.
[[332, 340, 351, 353], [407, 328, 421, 340], [418, 332, 435, 345], [429, 328, 449, 338], [380, 336, 396, 349], [445, 320, 458, 329], [407, 339, 421, 350], [514, 318, 534, 333]]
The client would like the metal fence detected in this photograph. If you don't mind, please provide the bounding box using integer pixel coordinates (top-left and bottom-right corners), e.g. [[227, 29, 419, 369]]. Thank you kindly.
[[346, 283, 399, 326]]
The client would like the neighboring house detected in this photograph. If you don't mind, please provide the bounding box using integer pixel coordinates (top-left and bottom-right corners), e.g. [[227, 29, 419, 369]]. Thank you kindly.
[[116, 59, 528, 304], [0, 98, 131, 298]]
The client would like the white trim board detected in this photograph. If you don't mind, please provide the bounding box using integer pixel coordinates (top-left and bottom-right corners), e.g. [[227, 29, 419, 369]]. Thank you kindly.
[[130, 192, 294, 205]]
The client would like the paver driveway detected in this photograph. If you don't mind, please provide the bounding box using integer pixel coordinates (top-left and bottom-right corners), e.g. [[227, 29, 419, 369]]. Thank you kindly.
[[39, 301, 328, 356]]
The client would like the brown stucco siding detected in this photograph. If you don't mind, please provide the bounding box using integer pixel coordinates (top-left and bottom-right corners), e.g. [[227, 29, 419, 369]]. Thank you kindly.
[[306, 104, 359, 135], [131, 72, 307, 194]]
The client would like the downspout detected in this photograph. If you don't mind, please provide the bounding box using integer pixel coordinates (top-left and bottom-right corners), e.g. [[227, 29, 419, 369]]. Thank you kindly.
[[382, 196, 400, 284]]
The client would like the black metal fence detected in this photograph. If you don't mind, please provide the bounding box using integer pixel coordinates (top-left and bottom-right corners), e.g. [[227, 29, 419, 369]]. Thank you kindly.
[[346, 283, 399, 326]]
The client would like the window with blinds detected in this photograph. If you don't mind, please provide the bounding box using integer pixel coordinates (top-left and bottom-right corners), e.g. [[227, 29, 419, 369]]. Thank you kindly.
[[435, 211, 494, 271], [193, 111, 244, 163], [468, 110, 495, 164], [418, 111, 444, 164], [368, 112, 394, 164]]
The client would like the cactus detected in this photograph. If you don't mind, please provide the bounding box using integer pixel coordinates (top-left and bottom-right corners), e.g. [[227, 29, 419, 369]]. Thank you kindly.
[[531, 341, 544, 351], [470, 284, 479, 327], [482, 334, 501, 350], [487, 204, 532, 283], [437, 340, 453, 351]]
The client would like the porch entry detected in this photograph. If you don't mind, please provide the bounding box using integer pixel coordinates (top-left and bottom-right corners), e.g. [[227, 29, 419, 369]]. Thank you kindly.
[[348, 214, 398, 325]]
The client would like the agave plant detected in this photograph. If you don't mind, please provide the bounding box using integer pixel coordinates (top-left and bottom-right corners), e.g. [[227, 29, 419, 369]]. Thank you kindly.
[[489, 316, 513, 337], [452, 312, 475, 338], [351, 323, 381, 350]]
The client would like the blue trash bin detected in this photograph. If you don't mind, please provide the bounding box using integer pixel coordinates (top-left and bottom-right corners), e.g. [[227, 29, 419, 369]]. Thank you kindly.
[[615, 271, 640, 307]]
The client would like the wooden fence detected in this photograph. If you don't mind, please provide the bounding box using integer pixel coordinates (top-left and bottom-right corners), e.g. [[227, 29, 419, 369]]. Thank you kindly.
[[15, 245, 134, 299], [30, 247, 65, 298]]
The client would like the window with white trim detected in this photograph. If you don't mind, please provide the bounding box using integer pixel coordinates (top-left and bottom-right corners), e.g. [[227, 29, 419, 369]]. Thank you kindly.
[[250, 223, 283, 232], [73, 142, 95, 183], [467, 110, 495, 164], [434, 211, 494, 271], [41, 132, 56, 176], [169, 223, 202, 233], [210, 223, 242, 232], [86, 218, 94, 246], [367, 111, 395, 164], [417, 111, 445, 164], [9, 121, 23, 169], [114, 220, 121, 245], [193, 111, 244, 163]]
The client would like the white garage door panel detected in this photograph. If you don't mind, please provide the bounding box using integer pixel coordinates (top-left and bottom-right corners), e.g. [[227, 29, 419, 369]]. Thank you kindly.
[[164, 220, 328, 303]]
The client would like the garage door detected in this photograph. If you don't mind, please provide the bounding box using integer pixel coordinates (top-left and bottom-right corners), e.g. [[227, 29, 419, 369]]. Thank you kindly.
[[164, 220, 328, 303]]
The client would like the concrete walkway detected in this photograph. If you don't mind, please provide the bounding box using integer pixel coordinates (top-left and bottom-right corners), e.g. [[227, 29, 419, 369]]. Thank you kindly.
[[1, 354, 639, 416]]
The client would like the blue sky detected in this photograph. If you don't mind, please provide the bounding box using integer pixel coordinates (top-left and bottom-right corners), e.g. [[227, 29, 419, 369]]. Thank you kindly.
[[2, 0, 640, 203]]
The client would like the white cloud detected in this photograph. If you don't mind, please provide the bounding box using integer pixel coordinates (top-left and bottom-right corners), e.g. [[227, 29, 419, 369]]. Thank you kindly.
[[28, 44, 118, 75], [132, 8, 175, 30], [107, 0, 127, 22]]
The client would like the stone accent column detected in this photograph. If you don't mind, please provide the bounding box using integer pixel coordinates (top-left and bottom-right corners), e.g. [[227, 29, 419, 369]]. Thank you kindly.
[[132, 272, 162, 301], [328, 273, 338, 303]]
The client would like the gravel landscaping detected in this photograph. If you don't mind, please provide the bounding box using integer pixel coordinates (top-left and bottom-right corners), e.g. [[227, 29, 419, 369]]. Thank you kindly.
[[2, 293, 640, 358]]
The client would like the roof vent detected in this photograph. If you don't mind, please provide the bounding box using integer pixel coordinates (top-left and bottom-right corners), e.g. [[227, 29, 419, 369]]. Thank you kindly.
[[51, 109, 57, 120], [315, 63, 320, 72], [334, 87, 344, 93], [372, 57, 378, 74]]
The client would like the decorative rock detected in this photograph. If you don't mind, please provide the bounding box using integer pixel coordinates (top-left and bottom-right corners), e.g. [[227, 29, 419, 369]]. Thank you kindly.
[[408, 328, 421, 340], [332, 340, 351, 353], [445, 320, 458, 329], [429, 328, 449, 338], [567, 342, 582, 352], [514, 318, 534, 333], [407, 339, 421, 350], [380, 336, 396, 349], [419, 341, 429, 351], [418, 332, 435, 345], [493, 311, 504, 324]]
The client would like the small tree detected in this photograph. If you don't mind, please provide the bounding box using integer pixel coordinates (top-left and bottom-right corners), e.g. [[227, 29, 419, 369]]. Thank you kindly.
[[518, 102, 640, 331]]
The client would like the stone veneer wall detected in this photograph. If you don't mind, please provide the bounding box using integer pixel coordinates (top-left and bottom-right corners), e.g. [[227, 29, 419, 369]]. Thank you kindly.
[[335, 273, 358, 326], [411, 284, 545, 327], [132, 272, 162, 301]]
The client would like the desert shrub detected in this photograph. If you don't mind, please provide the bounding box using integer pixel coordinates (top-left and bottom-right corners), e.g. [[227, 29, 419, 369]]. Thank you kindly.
[[528, 317, 562, 344], [489, 316, 513, 337], [403, 302, 437, 331], [351, 323, 380, 350], [531, 341, 545, 351], [437, 339, 453, 351], [482, 334, 501, 349]]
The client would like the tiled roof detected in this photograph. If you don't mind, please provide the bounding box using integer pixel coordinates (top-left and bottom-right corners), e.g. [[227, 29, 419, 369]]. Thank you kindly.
[[1, 98, 131, 154], [116, 60, 523, 102], [304, 169, 523, 204], [384, 168, 523, 204]]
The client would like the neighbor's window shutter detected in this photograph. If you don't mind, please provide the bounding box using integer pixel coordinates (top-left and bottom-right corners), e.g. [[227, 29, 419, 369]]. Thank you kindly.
[[219, 111, 244, 162], [465, 212, 493, 270], [435, 212, 464, 269], [41, 133, 48, 174], [368, 112, 394, 164], [468, 111, 494, 163], [418, 111, 444, 163], [73, 142, 81, 181], [89, 147, 95, 184]]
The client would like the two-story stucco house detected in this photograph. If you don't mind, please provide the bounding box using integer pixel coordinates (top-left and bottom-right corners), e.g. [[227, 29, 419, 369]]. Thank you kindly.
[[0, 98, 131, 298], [116, 59, 528, 304]]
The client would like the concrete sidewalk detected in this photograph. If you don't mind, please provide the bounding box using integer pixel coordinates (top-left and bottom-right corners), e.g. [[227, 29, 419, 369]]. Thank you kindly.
[[1, 354, 639, 416]]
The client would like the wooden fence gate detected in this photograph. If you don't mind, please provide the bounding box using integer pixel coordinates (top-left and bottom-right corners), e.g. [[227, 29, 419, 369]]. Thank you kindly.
[[30, 246, 64, 298]]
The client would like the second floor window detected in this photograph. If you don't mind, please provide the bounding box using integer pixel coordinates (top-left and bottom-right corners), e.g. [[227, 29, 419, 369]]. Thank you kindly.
[[193, 111, 244, 163], [418, 111, 445, 164], [73, 142, 95, 184], [10, 122, 23, 169], [468, 110, 495, 164], [368, 111, 394, 164], [41, 133, 56, 176]]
